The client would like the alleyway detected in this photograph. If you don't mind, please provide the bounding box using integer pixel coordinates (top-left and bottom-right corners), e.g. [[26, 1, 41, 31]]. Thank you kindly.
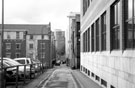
[[41, 65, 78, 88]]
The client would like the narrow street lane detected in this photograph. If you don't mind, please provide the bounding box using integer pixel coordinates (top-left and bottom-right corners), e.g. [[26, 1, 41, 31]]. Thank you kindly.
[[42, 65, 78, 88]]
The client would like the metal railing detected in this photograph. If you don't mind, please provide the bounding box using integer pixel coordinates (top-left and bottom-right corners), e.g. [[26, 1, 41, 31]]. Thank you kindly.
[[0, 63, 47, 88]]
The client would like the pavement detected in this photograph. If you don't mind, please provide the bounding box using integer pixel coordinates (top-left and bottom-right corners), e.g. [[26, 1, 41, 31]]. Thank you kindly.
[[71, 69, 102, 88]]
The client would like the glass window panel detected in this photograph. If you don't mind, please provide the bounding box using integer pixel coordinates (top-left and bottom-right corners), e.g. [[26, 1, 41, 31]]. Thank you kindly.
[[114, 5, 117, 24], [118, 2, 120, 24], [127, 20, 133, 48], [128, 0, 133, 19], [134, 0, 135, 16]]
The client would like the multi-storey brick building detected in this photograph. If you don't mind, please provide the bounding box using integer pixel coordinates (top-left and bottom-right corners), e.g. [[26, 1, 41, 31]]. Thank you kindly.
[[81, 0, 135, 88], [2, 29, 27, 59], [0, 24, 52, 66]]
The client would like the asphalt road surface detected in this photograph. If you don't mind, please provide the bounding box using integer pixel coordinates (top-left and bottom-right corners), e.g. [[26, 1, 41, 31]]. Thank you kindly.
[[42, 65, 78, 88]]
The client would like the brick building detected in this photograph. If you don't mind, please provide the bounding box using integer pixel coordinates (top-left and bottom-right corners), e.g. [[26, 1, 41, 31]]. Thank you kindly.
[[2, 29, 27, 59], [0, 24, 52, 66]]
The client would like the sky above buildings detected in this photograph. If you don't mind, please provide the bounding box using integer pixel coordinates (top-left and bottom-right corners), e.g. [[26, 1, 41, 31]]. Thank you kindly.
[[0, 0, 80, 31]]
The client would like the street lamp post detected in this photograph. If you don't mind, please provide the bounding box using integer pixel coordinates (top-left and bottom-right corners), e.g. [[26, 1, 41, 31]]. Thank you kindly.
[[1, 0, 5, 87]]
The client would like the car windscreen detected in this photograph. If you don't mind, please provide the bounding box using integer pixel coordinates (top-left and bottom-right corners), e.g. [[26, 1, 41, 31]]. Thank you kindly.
[[16, 60, 25, 64]]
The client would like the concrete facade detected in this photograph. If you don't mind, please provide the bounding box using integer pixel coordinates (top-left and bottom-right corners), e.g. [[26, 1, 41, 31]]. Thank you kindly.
[[66, 12, 80, 67], [73, 14, 80, 69], [81, 0, 135, 88]]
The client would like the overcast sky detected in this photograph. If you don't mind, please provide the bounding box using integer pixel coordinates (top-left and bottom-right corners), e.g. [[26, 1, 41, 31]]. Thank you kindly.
[[0, 0, 80, 31]]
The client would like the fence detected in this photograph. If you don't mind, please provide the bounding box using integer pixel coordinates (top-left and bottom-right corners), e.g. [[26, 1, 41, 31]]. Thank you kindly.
[[0, 63, 47, 88]]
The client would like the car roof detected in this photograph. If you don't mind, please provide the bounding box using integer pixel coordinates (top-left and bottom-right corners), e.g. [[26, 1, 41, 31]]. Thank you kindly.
[[0, 58, 22, 65], [14, 58, 31, 60]]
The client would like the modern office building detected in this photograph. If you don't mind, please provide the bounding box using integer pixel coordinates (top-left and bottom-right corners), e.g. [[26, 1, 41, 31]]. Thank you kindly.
[[81, 0, 135, 88]]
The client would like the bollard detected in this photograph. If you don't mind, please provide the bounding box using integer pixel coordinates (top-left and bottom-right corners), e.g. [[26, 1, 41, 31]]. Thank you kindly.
[[16, 66, 19, 88], [4, 68, 7, 88], [30, 64, 32, 80], [24, 65, 26, 84]]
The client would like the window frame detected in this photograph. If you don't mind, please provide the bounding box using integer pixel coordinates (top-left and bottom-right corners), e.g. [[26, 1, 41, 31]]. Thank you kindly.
[[16, 53, 20, 58], [6, 52, 11, 58], [40, 42, 45, 49], [16, 31, 20, 39], [96, 19, 100, 51], [30, 35, 33, 40], [6, 43, 11, 50], [126, 0, 135, 48], [91, 24, 95, 52], [101, 12, 107, 51], [16, 43, 21, 50], [29, 44, 34, 50], [111, 1, 120, 50]]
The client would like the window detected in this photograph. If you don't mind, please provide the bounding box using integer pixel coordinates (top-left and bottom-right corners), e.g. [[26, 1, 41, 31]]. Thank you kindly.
[[101, 79, 107, 87], [30, 35, 33, 40], [6, 43, 11, 50], [88, 28, 90, 52], [91, 72, 94, 77], [101, 12, 106, 51], [40, 53, 45, 58], [96, 19, 100, 51], [88, 70, 90, 76], [16, 32, 20, 39], [111, 1, 120, 50], [95, 75, 100, 81], [7, 33, 10, 39], [84, 31, 86, 52], [16, 43, 21, 50], [41, 43, 45, 49], [110, 85, 115, 88], [126, 0, 135, 48], [86, 30, 88, 52], [83, 33, 85, 52], [16, 60, 25, 64], [16, 53, 20, 58], [29, 44, 33, 49], [6, 53, 11, 58], [91, 24, 95, 52]]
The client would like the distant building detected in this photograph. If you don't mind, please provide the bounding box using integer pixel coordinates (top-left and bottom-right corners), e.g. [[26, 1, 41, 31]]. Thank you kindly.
[[54, 29, 65, 59], [72, 14, 80, 69], [81, 0, 135, 88], [66, 12, 80, 67], [0, 23, 52, 67], [51, 32, 56, 60]]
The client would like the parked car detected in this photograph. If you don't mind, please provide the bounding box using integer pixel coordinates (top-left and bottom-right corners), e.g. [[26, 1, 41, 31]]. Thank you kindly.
[[14, 58, 35, 75], [55, 60, 61, 66], [0, 61, 16, 81], [31, 59, 41, 72], [0, 58, 34, 79], [14, 58, 33, 65]]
